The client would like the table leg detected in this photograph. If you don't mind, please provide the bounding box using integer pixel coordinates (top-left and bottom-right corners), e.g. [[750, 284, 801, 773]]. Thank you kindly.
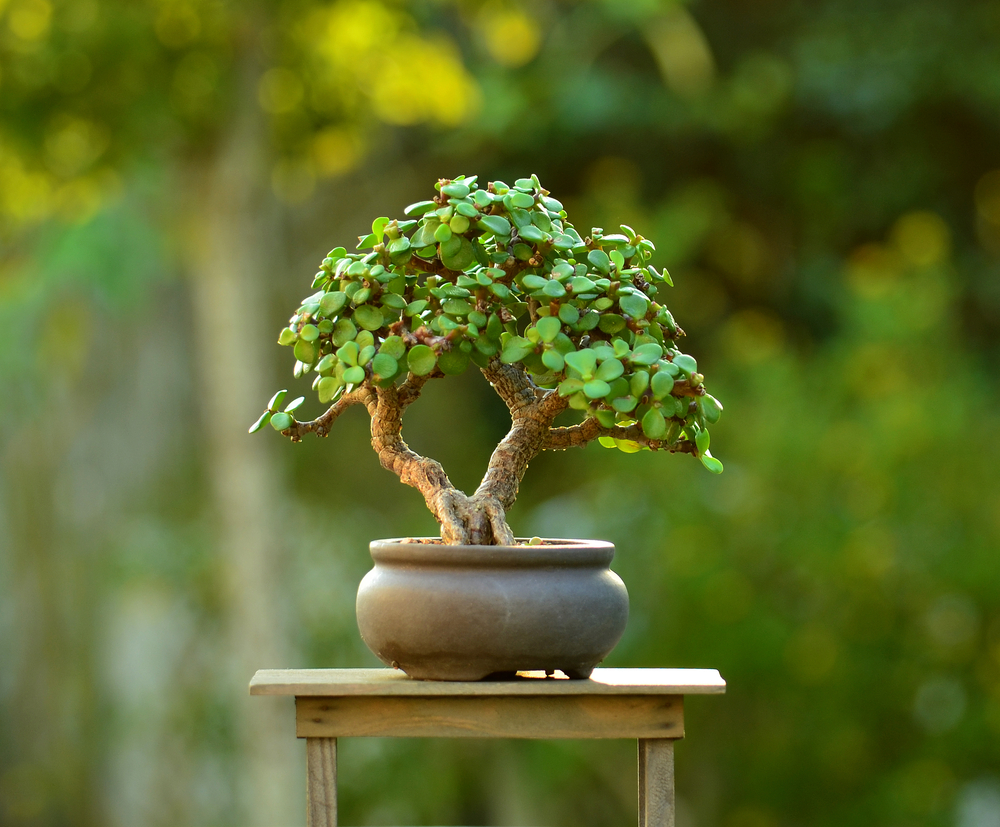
[[306, 737, 337, 827], [638, 738, 675, 827]]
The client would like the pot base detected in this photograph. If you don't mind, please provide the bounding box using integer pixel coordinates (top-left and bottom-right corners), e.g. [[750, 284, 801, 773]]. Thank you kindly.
[[356, 538, 629, 682]]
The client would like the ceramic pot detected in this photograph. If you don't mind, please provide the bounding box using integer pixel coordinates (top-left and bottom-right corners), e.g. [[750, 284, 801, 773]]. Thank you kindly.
[[356, 538, 629, 681]]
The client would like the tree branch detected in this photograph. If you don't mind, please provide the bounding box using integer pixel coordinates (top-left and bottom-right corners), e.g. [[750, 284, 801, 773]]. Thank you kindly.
[[280, 387, 372, 441], [480, 358, 539, 419]]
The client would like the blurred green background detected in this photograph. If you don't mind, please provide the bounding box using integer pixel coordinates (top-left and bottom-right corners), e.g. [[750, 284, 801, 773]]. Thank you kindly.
[[3, 0, 1000, 825]]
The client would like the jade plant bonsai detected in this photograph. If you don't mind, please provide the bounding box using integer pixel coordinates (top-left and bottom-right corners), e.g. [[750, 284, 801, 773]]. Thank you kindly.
[[251, 175, 723, 545]]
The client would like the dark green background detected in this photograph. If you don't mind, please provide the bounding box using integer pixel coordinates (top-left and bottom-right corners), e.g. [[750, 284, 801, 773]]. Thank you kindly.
[[2, 1, 999, 825]]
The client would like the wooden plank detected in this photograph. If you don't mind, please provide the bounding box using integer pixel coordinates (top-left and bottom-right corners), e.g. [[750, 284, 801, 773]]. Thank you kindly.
[[638, 739, 675, 827], [251, 667, 725, 698], [296, 694, 684, 740], [306, 737, 337, 827]]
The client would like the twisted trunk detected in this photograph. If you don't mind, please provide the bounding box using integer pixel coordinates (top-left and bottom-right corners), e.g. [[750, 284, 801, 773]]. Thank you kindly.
[[365, 359, 567, 545]]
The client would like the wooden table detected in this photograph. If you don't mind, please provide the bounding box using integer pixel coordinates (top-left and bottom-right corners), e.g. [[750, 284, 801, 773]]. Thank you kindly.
[[250, 667, 725, 827]]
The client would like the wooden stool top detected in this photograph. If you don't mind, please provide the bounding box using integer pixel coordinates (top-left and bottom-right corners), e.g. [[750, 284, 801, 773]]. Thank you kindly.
[[251, 668, 725, 740], [250, 667, 726, 698]]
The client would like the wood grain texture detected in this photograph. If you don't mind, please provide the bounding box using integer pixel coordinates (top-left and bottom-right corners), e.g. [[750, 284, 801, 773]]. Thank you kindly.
[[639, 739, 675, 827], [251, 667, 725, 697], [306, 738, 337, 827], [295, 694, 684, 740]]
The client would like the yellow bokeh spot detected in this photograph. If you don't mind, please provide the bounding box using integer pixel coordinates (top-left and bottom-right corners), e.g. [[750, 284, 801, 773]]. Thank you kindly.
[[44, 116, 109, 177], [845, 242, 902, 298], [312, 128, 361, 177], [306, 1, 480, 128], [974, 168, 1000, 225], [314, 0, 401, 66], [258, 67, 305, 115], [369, 35, 480, 126], [8, 0, 51, 40], [645, 6, 715, 99], [891, 210, 950, 267], [477, 2, 542, 68]]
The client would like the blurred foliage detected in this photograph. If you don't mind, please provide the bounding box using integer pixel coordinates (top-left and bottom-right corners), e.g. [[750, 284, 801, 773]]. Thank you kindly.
[[3, 1, 1000, 826]]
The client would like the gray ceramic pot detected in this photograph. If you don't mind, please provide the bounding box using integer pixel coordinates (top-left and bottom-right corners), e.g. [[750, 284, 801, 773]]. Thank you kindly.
[[356, 538, 629, 681]]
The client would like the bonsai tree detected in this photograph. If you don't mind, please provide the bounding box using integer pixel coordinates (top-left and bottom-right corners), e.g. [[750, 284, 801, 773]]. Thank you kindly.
[[251, 175, 723, 545]]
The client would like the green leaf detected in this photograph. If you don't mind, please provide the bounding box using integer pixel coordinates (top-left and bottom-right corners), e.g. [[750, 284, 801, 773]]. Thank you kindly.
[[268, 389, 288, 410], [354, 305, 385, 331], [650, 371, 675, 399], [501, 336, 534, 364], [317, 376, 341, 403], [695, 428, 710, 455], [701, 453, 724, 474], [284, 396, 305, 413], [598, 314, 627, 334], [381, 293, 407, 310], [558, 304, 580, 324], [558, 378, 585, 396], [336, 340, 360, 366], [442, 298, 473, 316], [320, 291, 348, 317], [407, 344, 437, 376], [673, 354, 698, 375], [541, 348, 565, 371], [449, 214, 470, 234], [343, 365, 365, 384], [631, 342, 664, 365], [507, 191, 535, 209], [583, 379, 611, 399], [612, 395, 638, 412], [522, 274, 547, 290], [595, 358, 624, 382], [478, 214, 511, 237], [371, 216, 389, 243], [300, 323, 319, 342], [434, 223, 453, 243], [441, 237, 476, 270], [570, 276, 597, 294], [441, 182, 471, 198], [641, 408, 667, 440], [371, 353, 399, 379], [594, 409, 616, 428], [293, 338, 318, 364], [564, 349, 598, 379], [620, 293, 649, 319], [379, 336, 406, 360], [542, 279, 566, 298], [332, 319, 357, 346], [249, 411, 272, 433], [587, 249, 611, 274], [438, 348, 470, 375], [404, 200, 438, 216], [701, 394, 723, 424], [387, 236, 410, 255], [270, 412, 293, 431], [278, 327, 297, 346], [535, 316, 561, 343], [518, 224, 547, 243], [356, 233, 378, 249]]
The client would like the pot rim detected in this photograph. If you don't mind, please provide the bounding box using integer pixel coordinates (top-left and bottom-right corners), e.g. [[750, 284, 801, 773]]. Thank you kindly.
[[369, 537, 615, 568]]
